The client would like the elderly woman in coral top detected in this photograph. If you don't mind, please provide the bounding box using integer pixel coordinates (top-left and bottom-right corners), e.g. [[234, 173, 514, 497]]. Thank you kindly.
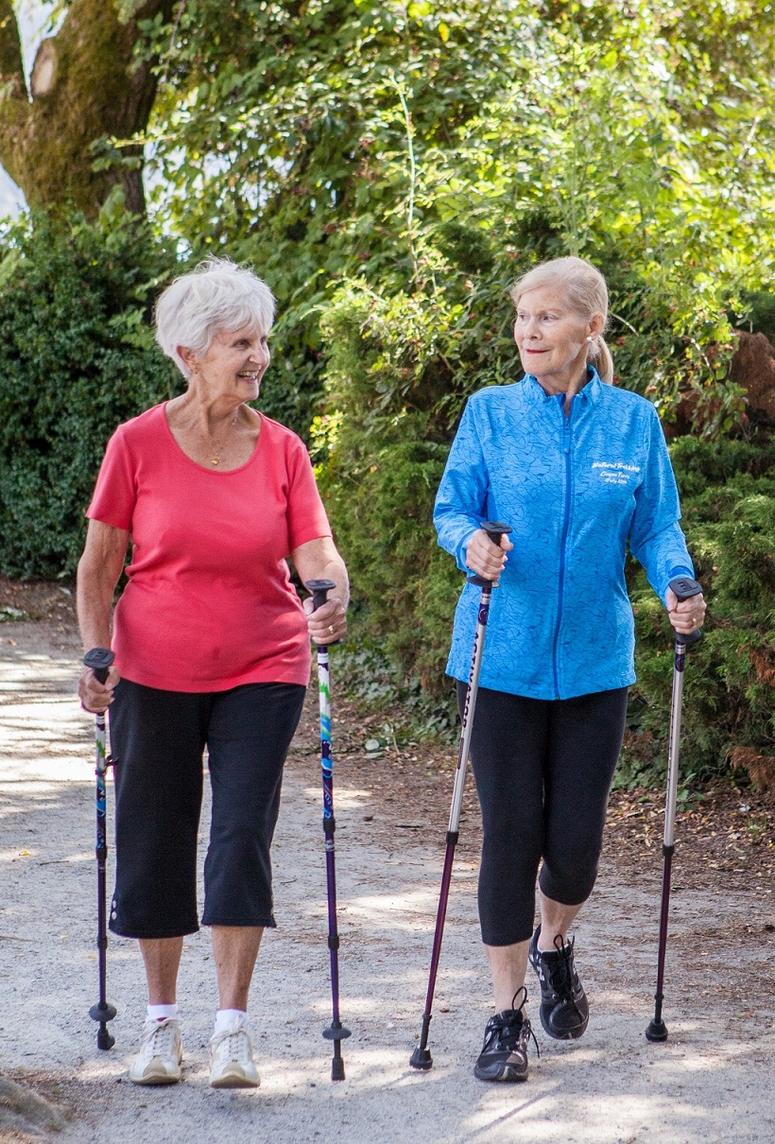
[[77, 258, 348, 1089]]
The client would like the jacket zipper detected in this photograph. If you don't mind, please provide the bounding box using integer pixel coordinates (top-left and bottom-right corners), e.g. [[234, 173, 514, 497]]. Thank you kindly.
[[552, 401, 573, 697]]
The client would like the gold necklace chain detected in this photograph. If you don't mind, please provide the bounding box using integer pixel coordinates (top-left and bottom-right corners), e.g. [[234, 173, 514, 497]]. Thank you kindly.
[[207, 412, 239, 466]]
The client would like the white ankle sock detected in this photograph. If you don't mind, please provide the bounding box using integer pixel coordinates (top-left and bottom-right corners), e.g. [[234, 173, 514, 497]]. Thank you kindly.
[[213, 1008, 247, 1035], [147, 1003, 179, 1022]]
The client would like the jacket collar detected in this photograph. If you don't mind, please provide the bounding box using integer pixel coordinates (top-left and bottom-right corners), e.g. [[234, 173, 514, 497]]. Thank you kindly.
[[522, 366, 603, 407]]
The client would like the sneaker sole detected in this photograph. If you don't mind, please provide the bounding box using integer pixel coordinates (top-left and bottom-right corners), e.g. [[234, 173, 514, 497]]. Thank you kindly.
[[210, 1068, 260, 1090], [474, 1063, 528, 1083], [128, 1068, 182, 1085]]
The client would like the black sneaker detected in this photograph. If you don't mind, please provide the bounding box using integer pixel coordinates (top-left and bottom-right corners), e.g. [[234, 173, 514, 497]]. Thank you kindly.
[[528, 926, 589, 1040], [474, 988, 537, 1082]]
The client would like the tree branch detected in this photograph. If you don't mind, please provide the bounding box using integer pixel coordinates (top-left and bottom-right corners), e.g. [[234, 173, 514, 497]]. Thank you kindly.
[[0, 0, 26, 101], [0, 0, 176, 216]]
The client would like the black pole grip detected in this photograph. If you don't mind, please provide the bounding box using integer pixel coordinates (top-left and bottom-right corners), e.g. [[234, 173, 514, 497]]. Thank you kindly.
[[667, 577, 703, 648], [83, 647, 115, 684], [668, 576, 702, 603], [481, 520, 512, 549], [468, 520, 513, 587], [305, 578, 336, 613]]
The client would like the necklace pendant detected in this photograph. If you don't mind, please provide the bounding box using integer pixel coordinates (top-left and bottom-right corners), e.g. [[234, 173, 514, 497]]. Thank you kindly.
[[211, 457, 220, 465]]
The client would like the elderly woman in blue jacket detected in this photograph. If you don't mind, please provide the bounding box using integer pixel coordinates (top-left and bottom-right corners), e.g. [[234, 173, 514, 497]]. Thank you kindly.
[[434, 255, 706, 1083]]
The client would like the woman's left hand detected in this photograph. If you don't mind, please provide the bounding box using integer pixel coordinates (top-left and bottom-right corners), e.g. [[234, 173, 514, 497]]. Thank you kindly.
[[666, 586, 706, 635], [304, 594, 347, 645]]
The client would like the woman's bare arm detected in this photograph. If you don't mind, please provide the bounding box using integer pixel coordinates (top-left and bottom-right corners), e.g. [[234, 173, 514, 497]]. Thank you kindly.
[[76, 519, 128, 709], [291, 536, 349, 646]]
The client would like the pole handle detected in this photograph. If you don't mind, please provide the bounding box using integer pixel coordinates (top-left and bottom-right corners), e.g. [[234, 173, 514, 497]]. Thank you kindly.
[[83, 647, 115, 685], [305, 578, 336, 613], [667, 577, 703, 648], [304, 578, 339, 648], [469, 520, 513, 588]]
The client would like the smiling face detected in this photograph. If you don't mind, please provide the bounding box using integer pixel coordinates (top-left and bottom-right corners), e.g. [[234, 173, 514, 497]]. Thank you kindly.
[[183, 324, 271, 405], [513, 285, 603, 394]]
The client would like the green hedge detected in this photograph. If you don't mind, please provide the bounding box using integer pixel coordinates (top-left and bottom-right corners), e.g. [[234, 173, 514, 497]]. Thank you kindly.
[[1, 213, 772, 785], [0, 211, 317, 578], [0, 212, 178, 577], [316, 283, 775, 781], [626, 436, 775, 785]]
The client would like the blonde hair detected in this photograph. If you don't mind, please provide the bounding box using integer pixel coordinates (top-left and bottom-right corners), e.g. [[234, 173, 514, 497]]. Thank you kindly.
[[509, 256, 614, 383]]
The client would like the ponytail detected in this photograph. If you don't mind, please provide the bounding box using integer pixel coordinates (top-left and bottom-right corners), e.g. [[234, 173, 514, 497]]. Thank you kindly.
[[588, 334, 614, 384]]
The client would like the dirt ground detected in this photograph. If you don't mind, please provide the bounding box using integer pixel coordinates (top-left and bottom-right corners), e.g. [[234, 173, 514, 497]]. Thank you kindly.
[[1, 579, 774, 1143]]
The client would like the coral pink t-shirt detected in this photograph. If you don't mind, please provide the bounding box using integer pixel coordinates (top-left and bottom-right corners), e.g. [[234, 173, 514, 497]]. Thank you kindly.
[[87, 403, 332, 692]]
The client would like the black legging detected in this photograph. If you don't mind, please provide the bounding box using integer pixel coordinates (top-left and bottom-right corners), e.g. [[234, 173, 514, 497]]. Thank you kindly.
[[457, 683, 628, 946]]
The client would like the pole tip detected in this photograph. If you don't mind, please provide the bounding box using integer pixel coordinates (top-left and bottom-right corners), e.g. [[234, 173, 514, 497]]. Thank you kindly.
[[97, 1027, 115, 1051], [645, 1019, 668, 1042], [410, 1046, 433, 1070], [331, 1057, 346, 1081]]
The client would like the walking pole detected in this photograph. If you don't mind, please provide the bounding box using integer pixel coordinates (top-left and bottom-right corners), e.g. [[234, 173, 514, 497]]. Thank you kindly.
[[83, 647, 118, 1051], [410, 521, 512, 1071], [645, 577, 703, 1043], [305, 579, 352, 1081]]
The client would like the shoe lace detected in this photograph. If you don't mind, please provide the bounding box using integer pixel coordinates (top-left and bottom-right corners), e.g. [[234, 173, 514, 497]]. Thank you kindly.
[[486, 987, 540, 1058], [214, 1027, 252, 1063], [547, 935, 584, 1023], [145, 1020, 177, 1058]]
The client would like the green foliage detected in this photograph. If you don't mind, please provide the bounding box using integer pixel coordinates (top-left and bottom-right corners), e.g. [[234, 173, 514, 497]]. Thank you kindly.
[[313, 303, 457, 686], [2, 0, 773, 785], [0, 211, 178, 577], [139, 0, 773, 429], [315, 268, 775, 779], [624, 436, 775, 785]]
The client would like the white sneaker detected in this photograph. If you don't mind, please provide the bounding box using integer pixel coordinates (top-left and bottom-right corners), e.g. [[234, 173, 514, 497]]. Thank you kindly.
[[128, 1017, 182, 1085], [209, 1014, 260, 1089]]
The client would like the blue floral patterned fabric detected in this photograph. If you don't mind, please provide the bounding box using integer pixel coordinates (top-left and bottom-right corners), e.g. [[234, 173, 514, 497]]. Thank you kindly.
[[434, 369, 694, 699]]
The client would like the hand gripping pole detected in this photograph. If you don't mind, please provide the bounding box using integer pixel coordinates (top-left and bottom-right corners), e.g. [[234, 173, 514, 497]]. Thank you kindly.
[[645, 577, 703, 1043], [305, 579, 352, 1081], [410, 521, 512, 1071], [83, 647, 118, 1051]]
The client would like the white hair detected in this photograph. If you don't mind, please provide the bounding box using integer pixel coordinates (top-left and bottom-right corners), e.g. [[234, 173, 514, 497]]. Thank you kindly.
[[155, 257, 276, 378], [509, 255, 614, 383]]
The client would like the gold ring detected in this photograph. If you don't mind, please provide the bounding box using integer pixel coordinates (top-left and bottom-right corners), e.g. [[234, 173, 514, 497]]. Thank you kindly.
[[329, 625, 335, 635]]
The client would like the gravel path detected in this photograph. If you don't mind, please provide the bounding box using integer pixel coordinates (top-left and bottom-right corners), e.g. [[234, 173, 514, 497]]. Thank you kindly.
[[1, 622, 773, 1143]]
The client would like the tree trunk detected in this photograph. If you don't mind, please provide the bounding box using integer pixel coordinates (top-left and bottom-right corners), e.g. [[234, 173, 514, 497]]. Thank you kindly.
[[0, 0, 176, 217]]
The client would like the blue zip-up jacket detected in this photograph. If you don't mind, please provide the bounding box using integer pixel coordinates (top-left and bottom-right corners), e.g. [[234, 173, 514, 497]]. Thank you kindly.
[[434, 369, 694, 699]]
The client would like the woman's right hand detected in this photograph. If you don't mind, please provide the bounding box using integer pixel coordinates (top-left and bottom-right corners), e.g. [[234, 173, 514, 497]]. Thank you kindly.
[[465, 528, 514, 583], [78, 665, 121, 714]]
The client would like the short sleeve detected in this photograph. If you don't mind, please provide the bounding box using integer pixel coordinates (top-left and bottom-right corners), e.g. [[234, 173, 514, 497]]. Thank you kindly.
[[285, 438, 332, 553], [86, 426, 137, 531]]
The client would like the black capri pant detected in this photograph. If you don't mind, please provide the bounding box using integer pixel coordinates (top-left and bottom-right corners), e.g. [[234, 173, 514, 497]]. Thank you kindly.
[[108, 680, 305, 939], [458, 683, 628, 947]]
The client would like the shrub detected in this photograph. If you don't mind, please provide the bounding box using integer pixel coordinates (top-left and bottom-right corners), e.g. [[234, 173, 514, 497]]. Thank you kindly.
[[0, 211, 178, 577], [625, 436, 775, 786], [317, 277, 774, 780]]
